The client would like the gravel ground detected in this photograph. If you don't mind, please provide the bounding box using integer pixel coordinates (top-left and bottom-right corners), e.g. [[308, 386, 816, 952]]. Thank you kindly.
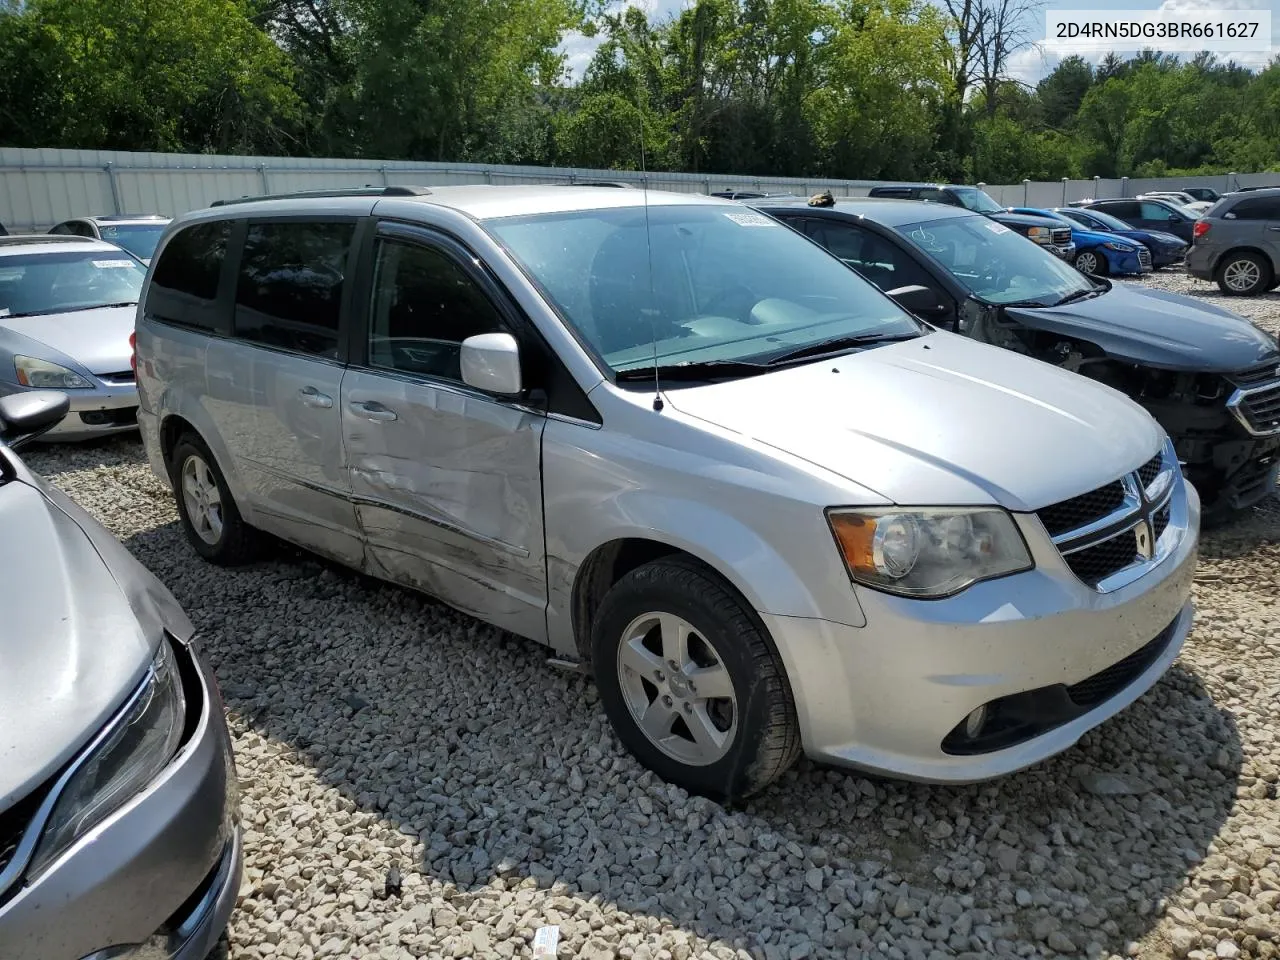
[[22, 272, 1280, 960]]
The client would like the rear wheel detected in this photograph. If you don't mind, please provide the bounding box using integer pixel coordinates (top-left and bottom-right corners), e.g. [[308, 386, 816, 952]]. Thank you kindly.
[[591, 557, 801, 802], [1215, 251, 1272, 296], [171, 434, 260, 565], [1074, 249, 1106, 276]]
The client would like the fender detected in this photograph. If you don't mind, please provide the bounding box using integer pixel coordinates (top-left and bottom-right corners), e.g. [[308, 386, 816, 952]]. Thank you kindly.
[[546, 489, 867, 656], [154, 384, 256, 526]]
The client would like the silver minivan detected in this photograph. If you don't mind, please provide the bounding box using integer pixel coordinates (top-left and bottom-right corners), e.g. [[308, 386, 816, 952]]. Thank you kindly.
[[134, 186, 1200, 799]]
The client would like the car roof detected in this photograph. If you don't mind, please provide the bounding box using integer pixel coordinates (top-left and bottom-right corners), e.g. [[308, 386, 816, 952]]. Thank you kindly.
[[751, 196, 980, 227], [81, 214, 171, 224], [177, 184, 737, 226], [0, 235, 125, 257], [1225, 186, 1280, 198]]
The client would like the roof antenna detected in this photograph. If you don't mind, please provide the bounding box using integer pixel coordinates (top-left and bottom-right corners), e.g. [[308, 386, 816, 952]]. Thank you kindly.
[[638, 116, 663, 412]]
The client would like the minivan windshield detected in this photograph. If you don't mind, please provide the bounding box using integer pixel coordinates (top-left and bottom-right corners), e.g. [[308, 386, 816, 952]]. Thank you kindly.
[[0, 251, 146, 318], [487, 204, 921, 374], [897, 215, 1099, 307], [949, 188, 1005, 215]]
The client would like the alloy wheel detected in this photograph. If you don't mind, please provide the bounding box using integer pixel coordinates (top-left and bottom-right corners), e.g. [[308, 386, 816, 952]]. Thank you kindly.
[[1224, 258, 1261, 292], [1076, 252, 1098, 274], [181, 453, 224, 545], [615, 612, 738, 766]]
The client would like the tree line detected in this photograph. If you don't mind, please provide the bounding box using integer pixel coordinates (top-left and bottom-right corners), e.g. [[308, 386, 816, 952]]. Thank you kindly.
[[0, 0, 1276, 183]]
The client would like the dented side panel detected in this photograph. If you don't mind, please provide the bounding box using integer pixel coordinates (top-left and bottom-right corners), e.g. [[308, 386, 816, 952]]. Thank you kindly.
[[340, 368, 549, 642]]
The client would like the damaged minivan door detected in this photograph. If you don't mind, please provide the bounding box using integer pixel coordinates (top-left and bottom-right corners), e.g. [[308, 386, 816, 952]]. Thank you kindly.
[[756, 198, 1280, 525]]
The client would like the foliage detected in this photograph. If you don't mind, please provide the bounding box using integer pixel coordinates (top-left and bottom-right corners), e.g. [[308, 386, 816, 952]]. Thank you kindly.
[[0, 0, 1277, 181]]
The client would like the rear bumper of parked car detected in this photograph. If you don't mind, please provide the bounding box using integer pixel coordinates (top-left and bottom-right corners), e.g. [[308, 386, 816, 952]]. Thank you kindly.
[[764, 481, 1199, 783], [1186, 243, 1217, 281], [0, 640, 242, 960]]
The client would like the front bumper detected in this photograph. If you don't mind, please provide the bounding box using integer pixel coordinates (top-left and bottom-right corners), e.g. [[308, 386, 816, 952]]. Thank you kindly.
[[1046, 241, 1076, 261], [0, 641, 242, 960], [0, 379, 139, 442], [765, 480, 1199, 783]]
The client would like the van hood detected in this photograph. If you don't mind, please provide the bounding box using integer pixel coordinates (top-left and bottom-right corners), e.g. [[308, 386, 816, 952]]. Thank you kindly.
[[0, 454, 193, 812], [0, 305, 136, 375], [1003, 282, 1280, 372], [663, 331, 1162, 510]]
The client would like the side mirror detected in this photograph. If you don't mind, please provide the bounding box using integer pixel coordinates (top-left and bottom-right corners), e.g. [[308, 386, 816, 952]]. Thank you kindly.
[[0, 391, 69, 450], [460, 333, 523, 396], [886, 284, 947, 318], [1168, 216, 1184, 224]]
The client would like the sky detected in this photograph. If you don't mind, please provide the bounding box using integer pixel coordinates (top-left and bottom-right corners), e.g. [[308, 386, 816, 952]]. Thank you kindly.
[[558, 0, 1278, 85]]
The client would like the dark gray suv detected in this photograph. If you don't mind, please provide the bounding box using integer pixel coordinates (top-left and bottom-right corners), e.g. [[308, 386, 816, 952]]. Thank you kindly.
[[1186, 188, 1280, 296]]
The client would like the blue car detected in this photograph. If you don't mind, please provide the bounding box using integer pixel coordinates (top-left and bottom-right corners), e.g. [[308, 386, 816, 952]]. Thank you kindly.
[[1051, 206, 1188, 268], [1007, 207, 1151, 277]]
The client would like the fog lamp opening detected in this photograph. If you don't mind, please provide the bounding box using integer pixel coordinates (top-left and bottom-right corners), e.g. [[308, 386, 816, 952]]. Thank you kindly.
[[964, 705, 988, 739]]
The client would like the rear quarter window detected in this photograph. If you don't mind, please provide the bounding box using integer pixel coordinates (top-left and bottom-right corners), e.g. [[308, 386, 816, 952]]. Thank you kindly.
[[147, 221, 232, 330]]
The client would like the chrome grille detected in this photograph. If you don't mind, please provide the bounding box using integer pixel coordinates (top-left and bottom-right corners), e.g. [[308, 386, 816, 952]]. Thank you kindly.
[[1225, 364, 1280, 436], [1036, 443, 1179, 592], [1137, 247, 1152, 269], [1051, 228, 1072, 246]]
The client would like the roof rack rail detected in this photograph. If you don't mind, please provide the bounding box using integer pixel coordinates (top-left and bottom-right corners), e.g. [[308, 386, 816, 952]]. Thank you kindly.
[[209, 185, 432, 208]]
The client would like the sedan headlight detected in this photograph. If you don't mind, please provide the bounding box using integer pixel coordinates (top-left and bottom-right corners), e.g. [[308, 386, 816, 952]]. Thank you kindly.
[[27, 641, 185, 878], [1101, 241, 1135, 252], [827, 508, 1033, 598], [14, 355, 92, 389]]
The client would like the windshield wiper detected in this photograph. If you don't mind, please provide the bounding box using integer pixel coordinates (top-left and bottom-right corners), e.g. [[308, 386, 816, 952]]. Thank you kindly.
[[1054, 286, 1104, 306], [614, 359, 770, 382], [763, 331, 920, 366]]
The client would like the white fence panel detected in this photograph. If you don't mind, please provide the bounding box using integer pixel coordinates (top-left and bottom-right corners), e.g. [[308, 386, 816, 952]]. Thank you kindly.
[[3, 146, 1280, 232]]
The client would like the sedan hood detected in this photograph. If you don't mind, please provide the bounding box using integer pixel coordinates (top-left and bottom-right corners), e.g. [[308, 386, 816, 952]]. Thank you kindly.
[[1, 305, 136, 375], [0, 455, 193, 812], [1125, 230, 1185, 248], [664, 331, 1162, 510], [1072, 229, 1139, 250], [1004, 282, 1280, 372]]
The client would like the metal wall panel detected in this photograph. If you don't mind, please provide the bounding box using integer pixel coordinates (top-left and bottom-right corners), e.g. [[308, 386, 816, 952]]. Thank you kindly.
[[1, 146, 1278, 232]]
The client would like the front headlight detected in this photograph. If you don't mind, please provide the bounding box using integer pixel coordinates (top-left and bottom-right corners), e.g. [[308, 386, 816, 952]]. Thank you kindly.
[[27, 641, 185, 878], [1102, 241, 1134, 252], [827, 507, 1033, 598], [1026, 227, 1049, 240], [14, 355, 93, 389]]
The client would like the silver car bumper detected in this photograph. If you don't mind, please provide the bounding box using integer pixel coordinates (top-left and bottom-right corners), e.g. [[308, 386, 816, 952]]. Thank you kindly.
[[0, 378, 140, 442], [0, 641, 242, 960], [765, 481, 1199, 782]]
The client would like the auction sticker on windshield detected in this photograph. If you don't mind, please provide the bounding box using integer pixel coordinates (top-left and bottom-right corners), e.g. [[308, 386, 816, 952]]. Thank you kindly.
[[723, 211, 778, 227], [986, 222, 1012, 234], [92, 260, 134, 268]]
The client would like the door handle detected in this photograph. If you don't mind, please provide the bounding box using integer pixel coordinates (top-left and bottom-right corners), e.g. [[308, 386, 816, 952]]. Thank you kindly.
[[298, 386, 334, 409], [1267, 226, 1280, 232], [349, 400, 398, 422]]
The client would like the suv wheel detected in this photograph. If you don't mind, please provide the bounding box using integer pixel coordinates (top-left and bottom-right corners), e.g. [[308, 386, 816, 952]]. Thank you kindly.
[[1074, 250, 1106, 276], [1216, 252, 1272, 296], [171, 434, 260, 564], [591, 557, 801, 802]]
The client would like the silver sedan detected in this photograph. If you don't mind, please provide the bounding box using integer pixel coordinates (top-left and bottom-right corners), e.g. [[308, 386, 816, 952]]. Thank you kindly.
[[0, 390, 242, 960], [0, 236, 143, 441]]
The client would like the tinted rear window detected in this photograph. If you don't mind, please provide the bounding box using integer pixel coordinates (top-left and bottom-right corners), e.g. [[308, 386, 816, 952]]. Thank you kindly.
[[148, 221, 231, 329], [1227, 196, 1280, 220], [233, 221, 354, 358]]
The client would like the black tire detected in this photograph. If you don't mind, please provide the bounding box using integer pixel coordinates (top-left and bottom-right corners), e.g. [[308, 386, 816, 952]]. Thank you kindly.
[[170, 433, 260, 565], [1215, 251, 1272, 296], [1074, 249, 1107, 277], [590, 557, 802, 802]]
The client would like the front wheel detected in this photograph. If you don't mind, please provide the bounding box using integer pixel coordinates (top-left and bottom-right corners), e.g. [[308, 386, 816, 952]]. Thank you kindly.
[[591, 557, 801, 802], [1074, 250, 1107, 276], [1216, 252, 1272, 296]]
